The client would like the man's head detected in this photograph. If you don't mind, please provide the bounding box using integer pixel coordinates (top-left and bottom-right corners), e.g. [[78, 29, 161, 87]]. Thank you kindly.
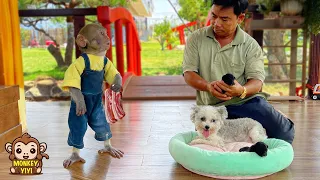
[[210, 0, 248, 37]]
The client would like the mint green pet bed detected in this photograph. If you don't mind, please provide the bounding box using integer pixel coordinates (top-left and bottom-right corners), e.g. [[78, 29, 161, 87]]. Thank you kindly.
[[169, 131, 294, 179]]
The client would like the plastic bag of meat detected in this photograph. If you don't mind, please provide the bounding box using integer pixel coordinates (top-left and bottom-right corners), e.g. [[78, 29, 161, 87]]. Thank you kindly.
[[104, 88, 125, 123]]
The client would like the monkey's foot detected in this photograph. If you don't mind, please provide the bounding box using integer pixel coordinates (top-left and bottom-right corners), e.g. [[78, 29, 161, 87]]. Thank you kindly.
[[63, 152, 86, 168], [98, 146, 124, 159], [10, 167, 15, 173], [36, 167, 42, 174]]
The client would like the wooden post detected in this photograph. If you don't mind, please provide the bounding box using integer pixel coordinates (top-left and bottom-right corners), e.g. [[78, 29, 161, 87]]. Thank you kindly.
[[301, 31, 307, 97], [115, 20, 124, 76], [251, 12, 264, 46], [179, 29, 185, 45], [132, 35, 137, 75], [289, 29, 298, 96], [308, 34, 320, 97], [126, 23, 134, 72], [73, 16, 85, 58], [137, 47, 141, 76]]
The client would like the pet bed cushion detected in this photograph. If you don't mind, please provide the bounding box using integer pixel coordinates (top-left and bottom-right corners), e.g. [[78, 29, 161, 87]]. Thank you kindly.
[[169, 131, 294, 179]]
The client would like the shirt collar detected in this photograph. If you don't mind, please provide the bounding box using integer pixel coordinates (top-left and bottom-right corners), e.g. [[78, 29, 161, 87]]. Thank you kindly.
[[205, 25, 246, 45]]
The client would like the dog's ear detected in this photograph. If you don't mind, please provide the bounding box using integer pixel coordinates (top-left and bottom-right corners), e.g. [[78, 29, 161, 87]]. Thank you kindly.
[[190, 105, 199, 123], [216, 106, 228, 120]]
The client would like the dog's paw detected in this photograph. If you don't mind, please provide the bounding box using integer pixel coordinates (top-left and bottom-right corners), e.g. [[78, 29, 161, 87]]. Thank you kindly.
[[189, 140, 198, 145], [239, 146, 250, 152]]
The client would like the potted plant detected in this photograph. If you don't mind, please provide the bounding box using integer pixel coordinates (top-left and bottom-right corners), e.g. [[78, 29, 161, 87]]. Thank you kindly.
[[256, 0, 304, 16], [280, 0, 304, 16]]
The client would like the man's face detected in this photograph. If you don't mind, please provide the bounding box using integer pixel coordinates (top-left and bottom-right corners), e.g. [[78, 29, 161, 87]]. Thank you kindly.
[[210, 5, 245, 37]]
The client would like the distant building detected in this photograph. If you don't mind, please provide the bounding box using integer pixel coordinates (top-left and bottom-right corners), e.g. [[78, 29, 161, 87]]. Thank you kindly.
[[127, 0, 155, 41]]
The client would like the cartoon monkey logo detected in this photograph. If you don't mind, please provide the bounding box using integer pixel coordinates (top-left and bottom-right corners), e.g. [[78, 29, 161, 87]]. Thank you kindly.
[[5, 133, 49, 175]]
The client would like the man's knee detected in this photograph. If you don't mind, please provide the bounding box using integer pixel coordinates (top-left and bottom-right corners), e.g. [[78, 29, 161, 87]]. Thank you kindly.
[[248, 97, 295, 144], [274, 122, 295, 144]]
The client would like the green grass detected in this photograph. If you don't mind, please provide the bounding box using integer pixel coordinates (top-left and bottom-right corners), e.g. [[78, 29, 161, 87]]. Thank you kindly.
[[22, 41, 304, 95], [22, 41, 183, 80], [22, 48, 73, 80]]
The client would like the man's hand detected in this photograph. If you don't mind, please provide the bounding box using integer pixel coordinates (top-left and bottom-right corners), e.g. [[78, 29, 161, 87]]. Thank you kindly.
[[69, 87, 87, 116], [215, 80, 244, 97], [207, 81, 232, 101]]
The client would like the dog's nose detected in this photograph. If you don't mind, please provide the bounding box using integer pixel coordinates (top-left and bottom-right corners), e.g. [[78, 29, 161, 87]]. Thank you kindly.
[[205, 125, 210, 130]]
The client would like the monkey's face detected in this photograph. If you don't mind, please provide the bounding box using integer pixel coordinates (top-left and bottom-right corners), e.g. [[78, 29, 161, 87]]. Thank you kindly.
[[14, 142, 38, 160], [92, 27, 110, 52], [76, 24, 111, 55]]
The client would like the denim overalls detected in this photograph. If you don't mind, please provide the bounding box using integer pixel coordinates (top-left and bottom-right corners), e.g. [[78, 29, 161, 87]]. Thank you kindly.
[[67, 53, 112, 149]]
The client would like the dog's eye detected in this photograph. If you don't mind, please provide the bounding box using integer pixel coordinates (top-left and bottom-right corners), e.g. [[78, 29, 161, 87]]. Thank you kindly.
[[211, 119, 216, 122], [200, 117, 206, 121]]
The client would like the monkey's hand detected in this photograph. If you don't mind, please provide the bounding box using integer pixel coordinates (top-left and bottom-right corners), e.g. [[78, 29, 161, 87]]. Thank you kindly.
[[69, 87, 87, 116], [110, 74, 122, 92], [63, 152, 86, 168], [98, 145, 124, 159]]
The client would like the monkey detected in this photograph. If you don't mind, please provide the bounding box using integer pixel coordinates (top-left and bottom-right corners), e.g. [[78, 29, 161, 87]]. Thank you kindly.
[[5, 133, 49, 174], [61, 23, 124, 168]]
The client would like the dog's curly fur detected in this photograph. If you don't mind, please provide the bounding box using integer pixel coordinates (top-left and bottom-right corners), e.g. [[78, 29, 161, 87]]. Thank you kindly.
[[189, 105, 268, 148]]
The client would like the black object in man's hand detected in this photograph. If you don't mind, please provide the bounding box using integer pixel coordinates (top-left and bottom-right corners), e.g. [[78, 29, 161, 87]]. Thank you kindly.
[[221, 73, 235, 93]]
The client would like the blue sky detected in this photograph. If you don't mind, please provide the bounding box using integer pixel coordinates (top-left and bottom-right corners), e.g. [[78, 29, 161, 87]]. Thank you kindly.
[[151, 0, 179, 19]]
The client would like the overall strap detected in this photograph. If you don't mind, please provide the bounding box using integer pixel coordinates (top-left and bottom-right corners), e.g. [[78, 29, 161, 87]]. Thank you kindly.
[[80, 53, 90, 70], [103, 56, 108, 69]]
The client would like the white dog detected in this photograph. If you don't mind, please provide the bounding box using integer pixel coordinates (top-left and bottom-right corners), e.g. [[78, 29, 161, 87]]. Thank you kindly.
[[189, 105, 267, 148]]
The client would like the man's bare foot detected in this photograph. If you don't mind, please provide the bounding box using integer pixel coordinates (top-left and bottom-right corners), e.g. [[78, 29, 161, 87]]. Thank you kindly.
[[98, 146, 124, 159], [63, 152, 86, 168]]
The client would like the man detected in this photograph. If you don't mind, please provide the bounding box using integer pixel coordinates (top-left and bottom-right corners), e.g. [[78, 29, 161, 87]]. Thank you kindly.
[[182, 0, 295, 144]]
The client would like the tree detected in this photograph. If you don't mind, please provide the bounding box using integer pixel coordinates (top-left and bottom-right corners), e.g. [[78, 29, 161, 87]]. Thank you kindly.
[[153, 18, 175, 51], [177, 0, 211, 29], [19, 0, 134, 68], [20, 28, 32, 47]]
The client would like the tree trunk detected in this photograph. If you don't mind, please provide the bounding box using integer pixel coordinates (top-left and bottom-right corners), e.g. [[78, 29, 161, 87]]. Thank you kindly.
[[264, 29, 288, 80], [263, 13, 288, 80], [161, 42, 164, 51], [48, 44, 65, 67], [64, 23, 74, 66]]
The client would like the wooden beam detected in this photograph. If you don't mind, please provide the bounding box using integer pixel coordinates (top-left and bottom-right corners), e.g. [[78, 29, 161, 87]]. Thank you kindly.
[[264, 62, 302, 66], [251, 16, 304, 30], [262, 45, 303, 48], [268, 96, 304, 101], [302, 31, 308, 96], [265, 79, 301, 83], [19, 8, 97, 17]]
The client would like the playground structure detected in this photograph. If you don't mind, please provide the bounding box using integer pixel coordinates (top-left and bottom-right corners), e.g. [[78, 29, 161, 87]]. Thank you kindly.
[[167, 21, 197, 50]]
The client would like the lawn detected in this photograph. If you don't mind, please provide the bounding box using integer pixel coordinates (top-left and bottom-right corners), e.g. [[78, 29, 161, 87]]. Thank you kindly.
[[22, 41, 302, 96], [22, 41, 184, 80]]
